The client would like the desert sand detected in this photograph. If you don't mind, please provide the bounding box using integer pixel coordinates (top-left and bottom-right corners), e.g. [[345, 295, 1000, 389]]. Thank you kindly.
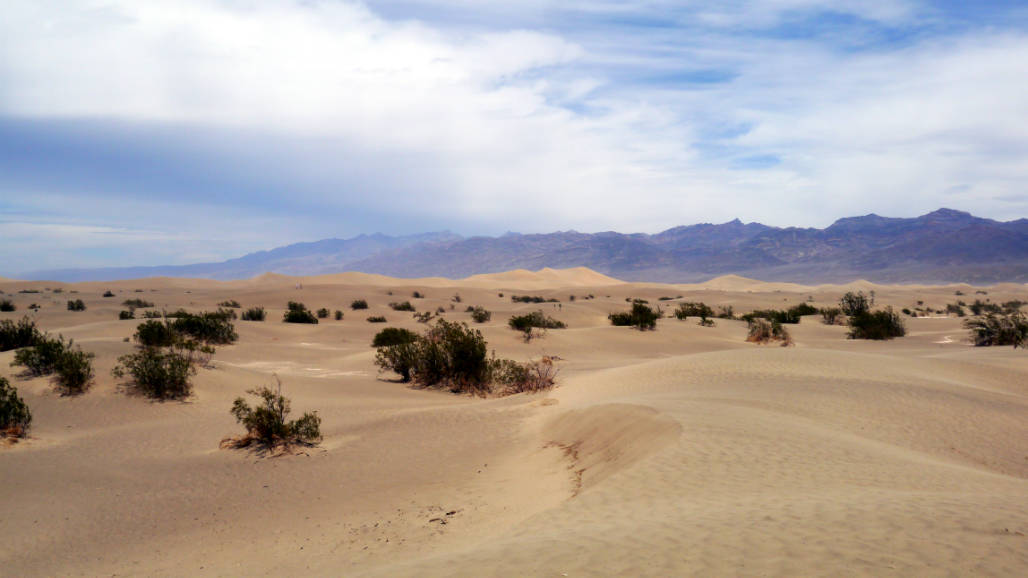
[[1, 269, 1026, 576]]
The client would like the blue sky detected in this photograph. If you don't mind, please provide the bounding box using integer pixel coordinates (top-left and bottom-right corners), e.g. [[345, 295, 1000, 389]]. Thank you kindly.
[[2, 0, 1027, 274]]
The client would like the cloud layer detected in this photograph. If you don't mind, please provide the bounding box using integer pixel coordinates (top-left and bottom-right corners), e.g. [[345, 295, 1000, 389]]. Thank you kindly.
[[2, 0, 1027, 272]]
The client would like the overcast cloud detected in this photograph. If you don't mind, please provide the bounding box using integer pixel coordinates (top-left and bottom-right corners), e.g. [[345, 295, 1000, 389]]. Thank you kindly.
[[2, 0, 1026, 273]]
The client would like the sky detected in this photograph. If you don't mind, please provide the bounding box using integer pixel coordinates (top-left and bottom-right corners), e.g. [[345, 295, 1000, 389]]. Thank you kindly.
[[2, 0, 1027, 274]]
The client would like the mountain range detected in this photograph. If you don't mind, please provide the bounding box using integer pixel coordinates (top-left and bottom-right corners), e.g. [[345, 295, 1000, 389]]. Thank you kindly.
[[19, 209, 1028, 284]]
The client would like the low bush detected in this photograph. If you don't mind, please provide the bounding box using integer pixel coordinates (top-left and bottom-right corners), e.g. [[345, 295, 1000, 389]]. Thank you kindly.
[[1002, 300, 1025, 314], [283, 302, 318, 324], [390, 301, 415, 312], [716, 305, 735, 319], [142, 310, 163, 319], [112, 347, 196, 400], [218, 300, 241, 308], [969, 299, 1002, 316], [840, 291, 870, 316], [964, 312, 1027, 348], [847, 307, 906, 340], [12, 335, 69, 376], [135, 320, 179, 348], [742, 303, 817, 325], [241, 307, 266, 321], [470, 306, 491, 323], [123, 298, 154, 308], [350, 299, 369, 310], [374, 319, 556, 396], [412, 291, 424, 299], [0, 299, 15, 312], [1, 376, 32, 438], [508, 310, 566, 340], [0, 317, 41, 351], [820, 307, 843, 325], [511, 295, 559, 303], [334, 310, 343, 320], [11, 334, 95, 394], [119, 310, 135, 320], [414, 311, 434, 323], [102, 290, 115, 298], [171, 311, 238, 344], [367, 316, 387, 323], [746, 318, 792, 346], [228, 379, 321, 447], [53, 347, 95, 395], [945, 303, 966, 317], [372, 327, 420, 347], [609, 301, 660, 331], [316, 307, 330, 319], [673, 302, 713, 320], [67, 299, 86, 311]]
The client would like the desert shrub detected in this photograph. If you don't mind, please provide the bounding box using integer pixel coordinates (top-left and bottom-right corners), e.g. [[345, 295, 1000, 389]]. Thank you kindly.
[[350, 299, 369, 310], [11, 335, 94, 394], [435, 306, 445, 314], [741, 304, 813, 325], [451, 293, 462, 303], [716, 305, 735, 319], [135, 320, 179, 348], [102, 290, 115, 298], [673, 302, 714, 320], [334, 310, 343, 320], [52, 288, 63, 294], [367, 316, 387, 323], [1, 299, 15, 312], [945, 303, 966, 317], [609, 301, 660, 330], [820, 307, 843, 325], [171, 312, 238, 344], [241, 307, 266, 321], [67, 299, 86, 311], [788, 303, 819, 317], [142, 310, 163, 319], [390, 301, 415, 312], [112, 347, 196, 400], [746, 318, 792, 346], [969, 299, 1001, 316], [119, 310, 135, 320], [229, 381, 321, 446], [902, 308, 914, 316], [508, 310, 566, 340], [218, 300, 241, 308], [491, 356, 558, 395], [470, 306, 491, 323], [1, 376, 32, 437], [840, 291, 870, 316], [698, 317, 716, 327], [28, 303, 40, 311], [511, 295, 558, 304], [123, 298, 154, 308], [412, 291, 424, 299], [316, 307, 329, 319], [372, 327, 420, 348], [375, 340, 420, 382], [847, 307, 906, 340], [414, 311, 434, 323], [283, 302, 318, 324], [964, 313, 1028, 348], [0, 317, 41, 351]]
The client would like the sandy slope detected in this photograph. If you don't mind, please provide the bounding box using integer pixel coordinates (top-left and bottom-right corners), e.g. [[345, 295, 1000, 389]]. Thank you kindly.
[[1, 269, 1026, 576]]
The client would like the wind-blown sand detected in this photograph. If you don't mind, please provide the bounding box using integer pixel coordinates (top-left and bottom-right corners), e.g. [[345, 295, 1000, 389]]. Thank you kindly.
[[1, 269, 1026, 576]]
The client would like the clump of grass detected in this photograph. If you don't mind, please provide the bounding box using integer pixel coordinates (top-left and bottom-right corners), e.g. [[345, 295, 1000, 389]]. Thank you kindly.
[[316, 307, 330, 319], [334, 310, 343, 321], [469, 306, 491, 323]]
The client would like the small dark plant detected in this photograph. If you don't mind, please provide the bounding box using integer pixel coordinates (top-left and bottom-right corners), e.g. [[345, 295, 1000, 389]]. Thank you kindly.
[[372, 327, 420, 348], [609, 301, 660, 331], [847, 307, 906, 340], [316, 307, 330, 319], [0, 317, 41, 352], [218, 300, 241, 308], [227, 378, 321, 448], [283, 302, 318, 324], [390, 301, 416, 312], [123, 298, 154, 308], [67, 299, 86, 311], [1, 376, 32, 439], [119, 310, 135, 320], [1, 299, 15, 312], [964, 312, 1027, 348], [241, 307, 266, 321], [103, 290, 115, 298], [470, 306, 491, 323], [334, 310, 343, 320], [840, 291, 870, 317], [367, 316, 387, 323], [350, 299, 369, 310], [112, 347, 196, 400]]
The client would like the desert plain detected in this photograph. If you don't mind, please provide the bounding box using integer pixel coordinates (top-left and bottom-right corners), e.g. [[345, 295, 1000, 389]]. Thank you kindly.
[[1, 267, 1027, 576]]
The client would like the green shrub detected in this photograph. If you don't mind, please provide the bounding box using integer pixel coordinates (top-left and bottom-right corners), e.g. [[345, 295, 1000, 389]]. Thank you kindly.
[[609, 301, 660, 331], [316, 307, 330, 319], [969, 299, 1001, 316], [0, 317, 41, 351], [741, 304, 814, 325], [218, 300, 241, 308], [509, 310, 565, 332], [788, 303, 819, 317], [283, 302, 318, 324], [11, 335, 94, 394], [673, 302, 713, 320], [170, 311, 238, 344], [112, 347, 196, 400], [134, 320, 179, 348], [12, 335, 69, 376], [840, 291, 870, 316], [54, 347, 95, 395], [241, 307, 266, 321], [67, 299, 86, 311], [350, 299, 369, 310], [964, 313, 1028, 348], [820, 307, 843, 325], [367, 316, 387, 323], [746, 318, 792, 346], [470, 306, 491, 323], [0, 299, 15, 312], [372, 327, 420, 348], [230, 381, 321, 446], [334, 310, 343, 320], [390, 301, 415, 312], [945, 303, 966, 317], [1, 376, 32, 437], [123, 298, 154, 308], [847, 307, 905, 340]]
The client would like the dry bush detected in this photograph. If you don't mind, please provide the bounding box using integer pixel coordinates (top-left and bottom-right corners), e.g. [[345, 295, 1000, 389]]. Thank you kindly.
[[746, 318, 793, 346], [223, 376, 321, 453]]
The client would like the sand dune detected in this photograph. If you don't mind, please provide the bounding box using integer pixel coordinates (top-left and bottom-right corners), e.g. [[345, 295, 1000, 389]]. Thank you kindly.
[[2, 272, 1026, 576]]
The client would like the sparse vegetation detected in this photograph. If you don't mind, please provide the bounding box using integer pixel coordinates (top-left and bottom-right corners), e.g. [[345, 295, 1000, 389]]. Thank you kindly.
[[103, 290, 115, 298], [374, 319, 556, 396], [66, 299, 86, 311], [241, 307, 266, 321], [0, 317, 41, 351], [1, 299, 15, 312], [847, 307, 906, 340], [412, 291, 424, 299], [228, 378, 321, 448], [746, 318, 792, 346], [119, 310, 135, 320], [964, 312, 1028, 348], [742, 303, 818, 325], [283, 302, 318, 324], [716, 305, 735, 319], [511, 295, 559, 303], [123, 298, 154, 308], [819, 307, 843, 325], [371, 327, 419, 348], [1, 376, 32, 439], [969, 299, 1001, 316], [112, 347, 196, 400], [350, 299, 369, 310], [367, 316, 387, 323], [469, 306, 491, 323], [334, 310, 343, 321], [218, 300, 241, 308], [11, 334, 95, 395], [609, 301, 660, 331], [673, 302, 714, 320], [840, 291, 870, 317], [390, 301, 416, 312], [508, 310, 566, 341], [945, 303, 966, 317], [316, 307, 330, 319]]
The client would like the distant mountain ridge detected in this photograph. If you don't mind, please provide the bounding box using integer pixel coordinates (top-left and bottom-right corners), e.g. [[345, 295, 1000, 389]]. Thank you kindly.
[[18, 209, 1028, 284]]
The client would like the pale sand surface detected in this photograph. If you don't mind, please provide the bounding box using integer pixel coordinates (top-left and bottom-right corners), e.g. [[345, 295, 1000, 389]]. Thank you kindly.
[[2, 270, 1026, 576]]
